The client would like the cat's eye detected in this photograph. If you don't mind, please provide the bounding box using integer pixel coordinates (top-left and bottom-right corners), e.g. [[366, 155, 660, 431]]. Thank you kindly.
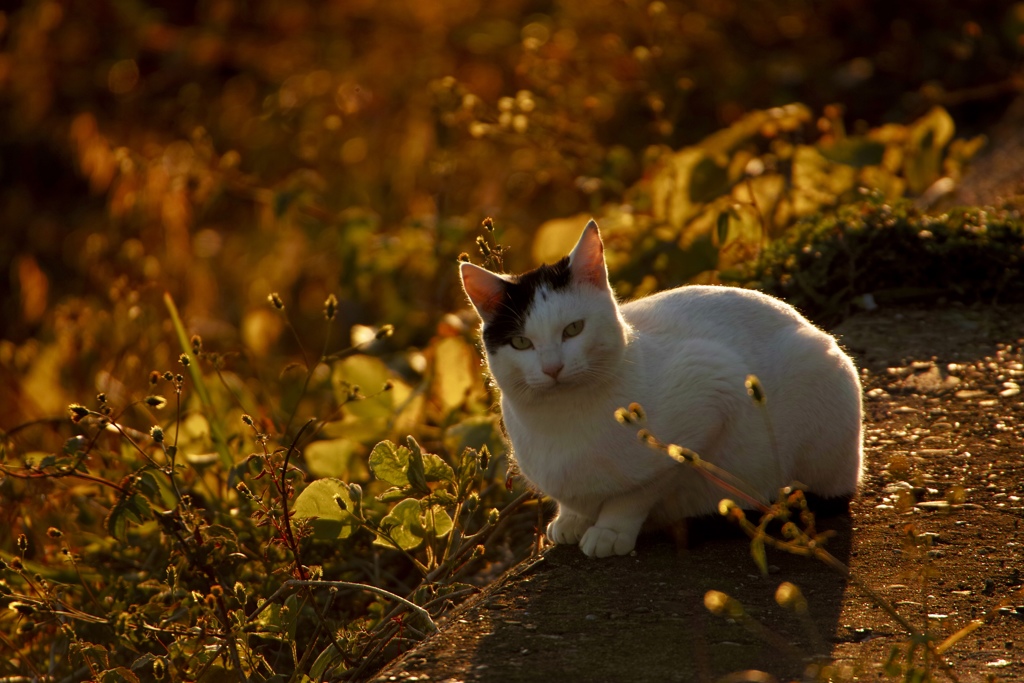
[[510, 335, 533, 350], [562, 320, 585, 339]]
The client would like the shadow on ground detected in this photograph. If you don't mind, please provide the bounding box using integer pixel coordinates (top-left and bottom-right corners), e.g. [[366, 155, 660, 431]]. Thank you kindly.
[[470, 516, 854, 683], [374, 513, 855, 683]]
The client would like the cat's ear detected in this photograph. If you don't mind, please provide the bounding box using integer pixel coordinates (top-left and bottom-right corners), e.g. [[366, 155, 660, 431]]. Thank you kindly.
[[568, 219, 609, 289], [460, 262, 507, 322]]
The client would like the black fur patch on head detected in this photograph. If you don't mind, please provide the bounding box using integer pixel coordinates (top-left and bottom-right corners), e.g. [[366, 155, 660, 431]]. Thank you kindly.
[[482, 256, 571, 352]]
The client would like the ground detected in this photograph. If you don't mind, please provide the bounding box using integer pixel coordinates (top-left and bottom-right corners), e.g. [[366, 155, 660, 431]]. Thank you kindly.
[[372, 302, 1024, 683]]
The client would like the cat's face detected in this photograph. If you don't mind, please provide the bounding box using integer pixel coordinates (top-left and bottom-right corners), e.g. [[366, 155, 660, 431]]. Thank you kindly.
[[461, 220, 629, 399]]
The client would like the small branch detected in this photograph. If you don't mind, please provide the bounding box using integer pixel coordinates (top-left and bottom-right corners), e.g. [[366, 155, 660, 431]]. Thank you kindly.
[[250, 579, 438, 633], [280, 418, 317, 582]]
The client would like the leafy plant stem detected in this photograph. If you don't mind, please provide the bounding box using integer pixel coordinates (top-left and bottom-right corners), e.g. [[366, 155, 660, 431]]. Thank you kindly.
[[280, 418, 317, 582], [164, 292, 233, 472]]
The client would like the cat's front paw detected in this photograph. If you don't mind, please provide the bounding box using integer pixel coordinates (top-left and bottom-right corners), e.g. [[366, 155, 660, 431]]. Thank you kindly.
[[546, 512, 592, 546], [579, 525, 638, 558]]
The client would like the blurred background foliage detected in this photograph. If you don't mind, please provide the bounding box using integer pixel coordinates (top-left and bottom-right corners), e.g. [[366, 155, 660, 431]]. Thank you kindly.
[[2, 0, 1024, 426], [2, 0, 1024, 677]]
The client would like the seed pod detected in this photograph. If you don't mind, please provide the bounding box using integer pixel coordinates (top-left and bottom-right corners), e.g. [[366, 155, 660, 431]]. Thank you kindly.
[[775, 581, 806, 611], [745, 375, 767, 405]]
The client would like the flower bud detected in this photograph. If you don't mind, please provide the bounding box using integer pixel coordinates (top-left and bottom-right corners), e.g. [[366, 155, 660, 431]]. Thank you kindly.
[[9, 601, 34, 616], [68, 404, 89, 423], [235, 482, 253, 500], [324, 294, 338, 321], [347, 483, 363, 505]]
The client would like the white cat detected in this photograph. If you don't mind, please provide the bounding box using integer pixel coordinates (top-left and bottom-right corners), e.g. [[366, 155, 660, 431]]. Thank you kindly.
[[460, 220, 863, 558]]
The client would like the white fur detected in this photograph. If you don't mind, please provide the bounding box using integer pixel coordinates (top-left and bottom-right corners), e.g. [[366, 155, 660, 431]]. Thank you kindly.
[[464, 225, 863, 558]]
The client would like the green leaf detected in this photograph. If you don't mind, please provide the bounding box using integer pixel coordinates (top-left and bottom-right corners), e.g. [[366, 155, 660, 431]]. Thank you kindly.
[[304, 438, 357, 479], [427, 489, 458, 506], [138, 469, 178, 510], [407, 436, 455, 486], [444, 415, 506, 462], [375, 498, 424, 551], [253, 603, 287, 636], [369, 441, 411, 487], [292, 479, 358, 541], [424, 505, 453, 539], [370, 438, 454, 491], [106, 493, 151, 542], [334, 355, 393, 420], [903, 106, 955, 195], [376, 486, 409, 503], [432, 336, 479, 413], [406, 436, 430, 494], [98, 668, 140, 683], [63, 435, 88, 455], [715, 210, 730, 246], [309, 642, 343, 680], [456, 448, 480, 498], [688, 154, 730, 203], [818, 138, 886, 168], [374, 499, 454, 551]]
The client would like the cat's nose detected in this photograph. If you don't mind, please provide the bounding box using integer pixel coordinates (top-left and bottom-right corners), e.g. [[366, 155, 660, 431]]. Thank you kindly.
[[542, 363, 563, 379]]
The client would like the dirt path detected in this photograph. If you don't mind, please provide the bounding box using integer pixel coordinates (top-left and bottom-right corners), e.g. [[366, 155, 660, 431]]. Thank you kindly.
[[373, 303, 1024, 683]]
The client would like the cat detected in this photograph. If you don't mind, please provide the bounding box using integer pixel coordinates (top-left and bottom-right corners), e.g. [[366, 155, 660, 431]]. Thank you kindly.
[[460, 219, 863, 558]]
